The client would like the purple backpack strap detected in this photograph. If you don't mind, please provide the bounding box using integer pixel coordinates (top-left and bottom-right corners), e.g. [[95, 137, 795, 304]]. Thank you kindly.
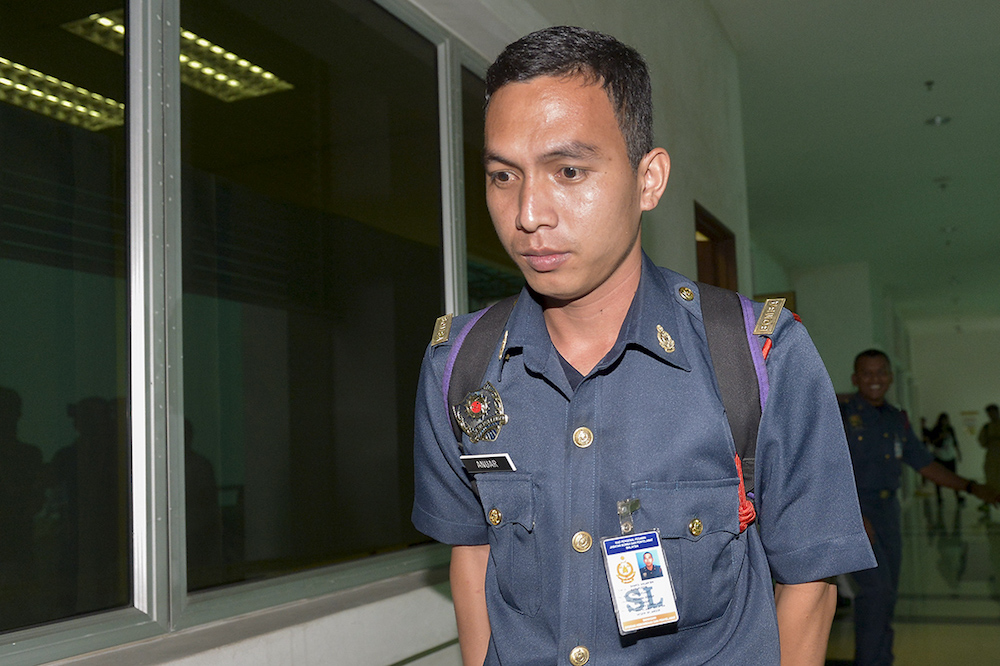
[[738, 293, 770, 410], [441, 295, 519, 442]]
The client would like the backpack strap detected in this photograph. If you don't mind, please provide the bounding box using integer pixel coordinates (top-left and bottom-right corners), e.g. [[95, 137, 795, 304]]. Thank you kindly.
[[697, 283, 763, 497], [443, 295, 518, 443]]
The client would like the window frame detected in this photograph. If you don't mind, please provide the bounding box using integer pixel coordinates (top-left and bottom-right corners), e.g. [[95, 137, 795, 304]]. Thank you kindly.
[[0, 0, 490, 662]]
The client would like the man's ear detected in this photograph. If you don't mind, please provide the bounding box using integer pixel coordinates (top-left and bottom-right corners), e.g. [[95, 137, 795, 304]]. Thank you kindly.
[[638, 148, 670, 211], [851, 373, 859, 388]]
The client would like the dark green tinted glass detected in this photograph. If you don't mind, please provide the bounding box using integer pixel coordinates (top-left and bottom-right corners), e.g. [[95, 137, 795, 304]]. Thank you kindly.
[[0, 0, 130, 631], [179, 0, 441, 591]]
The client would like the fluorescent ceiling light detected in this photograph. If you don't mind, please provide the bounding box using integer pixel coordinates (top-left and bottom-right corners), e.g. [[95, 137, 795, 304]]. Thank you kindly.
[[0, 56, 124, 131], [62, 10, 293, 102]]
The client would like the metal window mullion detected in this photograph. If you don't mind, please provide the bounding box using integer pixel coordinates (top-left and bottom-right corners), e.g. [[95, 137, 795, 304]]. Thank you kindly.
[[438, 38, 468, 315], [129, 0, 182, 627]]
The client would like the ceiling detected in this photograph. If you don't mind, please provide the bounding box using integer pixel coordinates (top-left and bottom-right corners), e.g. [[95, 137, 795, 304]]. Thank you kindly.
[[707, 0, 1000, 324]]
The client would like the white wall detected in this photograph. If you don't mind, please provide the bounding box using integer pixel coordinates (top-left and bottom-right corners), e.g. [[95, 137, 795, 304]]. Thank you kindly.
[[790, 261, 875, 394], [907, 318, 1000, 480], [54, 573, 461, 666]]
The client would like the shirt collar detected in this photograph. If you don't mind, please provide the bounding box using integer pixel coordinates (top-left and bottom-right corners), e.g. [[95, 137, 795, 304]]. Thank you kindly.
[[498, 253, 692, 384]]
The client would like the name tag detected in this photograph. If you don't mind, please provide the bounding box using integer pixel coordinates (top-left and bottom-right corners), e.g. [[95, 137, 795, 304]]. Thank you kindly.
[[460, 453, 516, 474], [601, 530, 678, 634]]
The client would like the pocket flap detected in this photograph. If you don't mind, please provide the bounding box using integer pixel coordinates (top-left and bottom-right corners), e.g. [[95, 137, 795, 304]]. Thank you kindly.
[[631, 479, 740, 540], [476, 473, 535, 530]]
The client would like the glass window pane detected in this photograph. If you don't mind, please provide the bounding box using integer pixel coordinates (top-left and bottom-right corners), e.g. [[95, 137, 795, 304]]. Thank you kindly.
[[461, 68, 522, 311], [0, 1, 129, 632], [179, 0, 441, 591]]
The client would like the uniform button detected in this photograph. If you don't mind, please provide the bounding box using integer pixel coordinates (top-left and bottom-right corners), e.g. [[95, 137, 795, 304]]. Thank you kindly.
[[678, 286, 694, 301], [884, 454, 891, 460], [569, 645, 590, 666], [572, 531, 593, 553], [573, 427, 594, 448], [488, 508, 502, 525], [688, 518, 704, 536]]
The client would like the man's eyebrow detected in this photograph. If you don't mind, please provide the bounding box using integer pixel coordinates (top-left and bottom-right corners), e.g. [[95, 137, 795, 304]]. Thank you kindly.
[[540, 141, 602, 161], [483, 141, 603, 168], [482, 150, 515, 168]]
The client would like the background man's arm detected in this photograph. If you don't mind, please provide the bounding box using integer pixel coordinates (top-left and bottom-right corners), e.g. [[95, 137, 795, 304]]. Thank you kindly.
[[917, 460, 1000, 503], [450, 544, 491, 666], [773, 580, 838, 666]]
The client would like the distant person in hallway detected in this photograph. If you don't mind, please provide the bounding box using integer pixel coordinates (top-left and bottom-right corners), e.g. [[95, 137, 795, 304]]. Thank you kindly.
[[979, 404, 1000, 516], [928, 413, 962, 504], [841, 350, 1000, 666]]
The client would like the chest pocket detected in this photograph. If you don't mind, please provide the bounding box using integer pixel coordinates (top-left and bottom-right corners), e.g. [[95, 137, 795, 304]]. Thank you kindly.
[[476, 473, 540, 617], [631, 478, 745, 630]]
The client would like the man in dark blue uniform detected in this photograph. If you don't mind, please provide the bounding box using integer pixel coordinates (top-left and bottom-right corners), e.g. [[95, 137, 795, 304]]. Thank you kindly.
[[414, 26, 876, 665], [842, 349, 999, 666], [638, 552, 662, 580]]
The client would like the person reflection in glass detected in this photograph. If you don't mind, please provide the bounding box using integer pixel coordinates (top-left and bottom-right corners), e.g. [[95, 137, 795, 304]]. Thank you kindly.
[[0, 387, 45, 630]]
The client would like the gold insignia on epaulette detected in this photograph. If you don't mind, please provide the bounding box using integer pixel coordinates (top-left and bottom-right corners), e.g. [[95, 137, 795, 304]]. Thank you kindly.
[[431, 313, 453, 346], [753, 298, 786, 336], [498, 330, 509, 361]]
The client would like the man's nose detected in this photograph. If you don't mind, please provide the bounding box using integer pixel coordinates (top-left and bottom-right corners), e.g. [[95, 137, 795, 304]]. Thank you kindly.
[[516, 177, 556, 232]]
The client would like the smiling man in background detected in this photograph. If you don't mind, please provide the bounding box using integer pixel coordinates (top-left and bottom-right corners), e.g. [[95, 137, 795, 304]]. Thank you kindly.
[[842, 349, 999, 666]]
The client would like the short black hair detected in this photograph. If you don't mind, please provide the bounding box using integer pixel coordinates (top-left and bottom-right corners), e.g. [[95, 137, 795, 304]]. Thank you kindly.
[[485, 26, 653, 170], [853, 349, 890, 373], [987, 404, 999, 413]]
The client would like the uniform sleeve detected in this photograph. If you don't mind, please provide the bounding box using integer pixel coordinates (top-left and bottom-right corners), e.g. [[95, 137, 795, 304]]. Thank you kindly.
[[754, 314, 876, 583], [411, 341, 489, 545]]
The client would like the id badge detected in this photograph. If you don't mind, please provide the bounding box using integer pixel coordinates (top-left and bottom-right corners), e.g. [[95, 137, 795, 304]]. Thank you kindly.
[[601, 530, 678, 634]]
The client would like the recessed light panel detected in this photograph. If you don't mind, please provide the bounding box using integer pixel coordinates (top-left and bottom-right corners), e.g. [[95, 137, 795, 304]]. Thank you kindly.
[[62, 10, 293, 102], [0, 56, 124, 131]]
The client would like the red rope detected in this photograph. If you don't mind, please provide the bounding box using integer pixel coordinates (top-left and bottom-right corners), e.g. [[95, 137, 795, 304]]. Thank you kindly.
[[734, 454, 756, 533]]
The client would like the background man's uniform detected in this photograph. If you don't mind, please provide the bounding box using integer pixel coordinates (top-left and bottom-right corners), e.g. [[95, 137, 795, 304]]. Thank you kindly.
[[414, 256, 875, 664], [841, 392, 934, 666]]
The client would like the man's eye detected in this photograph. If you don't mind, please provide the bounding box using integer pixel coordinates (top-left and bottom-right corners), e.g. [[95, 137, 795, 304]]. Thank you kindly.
[[560, 167, 582, 179], [489, 171, 514, 185]]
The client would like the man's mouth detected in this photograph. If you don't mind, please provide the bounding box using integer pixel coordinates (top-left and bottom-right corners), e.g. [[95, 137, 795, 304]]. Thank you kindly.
[[522, 251, 568, 272]]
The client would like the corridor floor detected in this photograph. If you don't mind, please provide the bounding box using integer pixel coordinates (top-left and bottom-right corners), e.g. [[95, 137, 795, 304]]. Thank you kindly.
[[826, 486, 1000, 664]]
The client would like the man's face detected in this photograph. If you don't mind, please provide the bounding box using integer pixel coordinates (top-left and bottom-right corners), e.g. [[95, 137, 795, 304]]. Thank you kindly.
[[483, 75, 666, 305], [643, 552, 654, 569], [852, 355, 893, 406], [988, 407, 999, 422]]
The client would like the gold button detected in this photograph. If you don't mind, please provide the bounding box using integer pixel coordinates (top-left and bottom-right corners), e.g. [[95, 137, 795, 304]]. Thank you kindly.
[[688, 518, 704, 536], [884, 454, 891, 459], [573, 427, 594, 448], [569, 645, 590, 666], [679, 286, 694, 301], [572, 531, 593, 553], [488, 508, 502, 525]]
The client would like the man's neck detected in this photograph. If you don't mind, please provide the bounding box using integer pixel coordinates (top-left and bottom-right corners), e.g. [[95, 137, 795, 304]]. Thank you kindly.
[[858, 393, 886, 408], [541, 251, 642, 376]]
